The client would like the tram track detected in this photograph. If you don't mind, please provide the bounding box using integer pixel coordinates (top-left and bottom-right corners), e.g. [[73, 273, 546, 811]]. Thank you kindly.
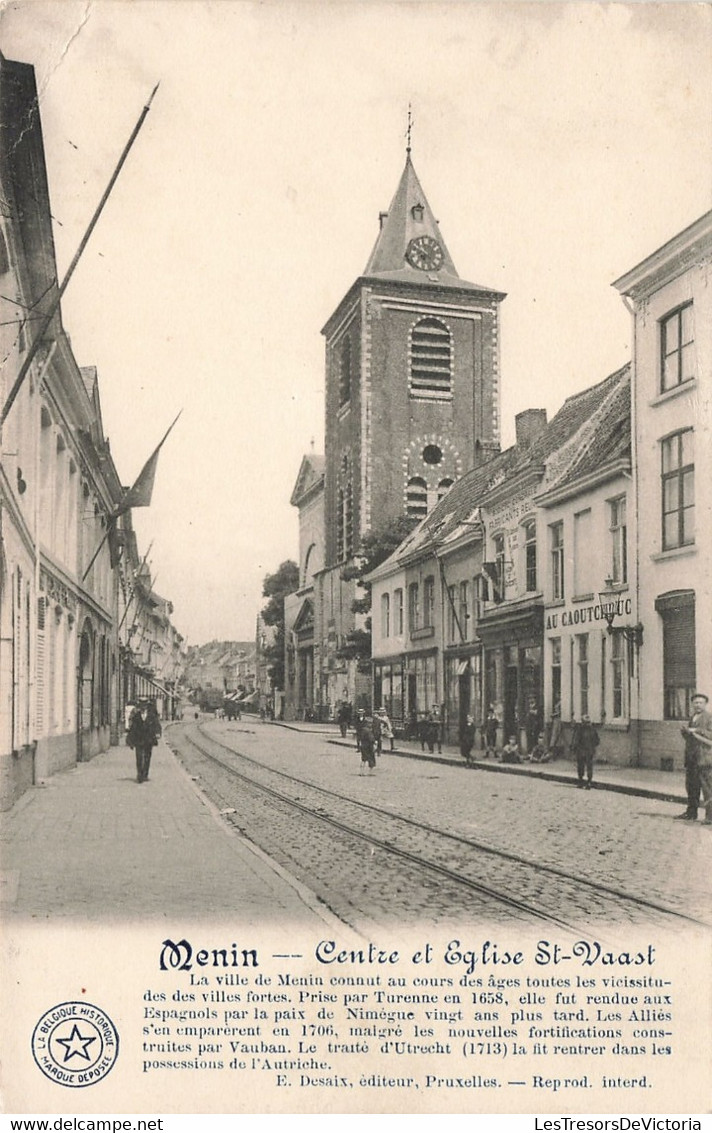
[[168, 722, 708, 935]]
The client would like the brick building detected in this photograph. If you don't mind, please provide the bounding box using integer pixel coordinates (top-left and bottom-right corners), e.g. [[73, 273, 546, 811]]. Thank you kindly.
[[285, 149, 506, 718]]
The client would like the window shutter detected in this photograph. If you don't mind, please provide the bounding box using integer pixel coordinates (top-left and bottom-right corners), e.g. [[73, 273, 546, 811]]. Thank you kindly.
[[36, 597, 46, 731]]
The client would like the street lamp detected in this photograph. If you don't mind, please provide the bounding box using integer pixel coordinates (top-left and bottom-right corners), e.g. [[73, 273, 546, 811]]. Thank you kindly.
[[598, 576, 644, 648]]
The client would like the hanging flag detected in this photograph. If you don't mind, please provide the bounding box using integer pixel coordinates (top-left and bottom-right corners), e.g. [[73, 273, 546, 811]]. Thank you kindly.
[[114, 411, 181, 517], [482, 561, 503, 603]]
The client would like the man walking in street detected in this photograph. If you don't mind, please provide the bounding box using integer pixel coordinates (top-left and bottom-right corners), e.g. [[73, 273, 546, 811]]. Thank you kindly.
[[677, 693, 712, 822], [570, 714, 599, 789], [126, 699, 162, 783]]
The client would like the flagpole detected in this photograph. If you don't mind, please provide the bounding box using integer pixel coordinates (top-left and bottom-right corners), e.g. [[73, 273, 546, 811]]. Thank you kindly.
[[0, 83, 160, 432], [81, 523, 112, 583]]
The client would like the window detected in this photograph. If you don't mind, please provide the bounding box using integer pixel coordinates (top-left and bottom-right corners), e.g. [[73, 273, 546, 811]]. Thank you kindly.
[[577, 634, 589, 717], [661, 303, 694, 392], [573, 509, 592, 595], [408, 582, 420, 633], [609, 496, 627, 584], [524, 520, 537, 592], [458, 580, 469, 641], [494, 534, 505, 600], [472, 575, 484, 623], [446, 586, 456, 642], [550, 637, 562, 713], [550, 521, 565, 601], [406, 476, 428, 519], [339, 337, 351, 405], [394, 588, 404, 635], [661, 430, 694, 550], [424, 576, 435, 627], [410, 317, 452, 397], [437, 477, 454, 501], [658, 593, 696, 720], [610, 631, 626, 719], [381, 592, 390, 638]]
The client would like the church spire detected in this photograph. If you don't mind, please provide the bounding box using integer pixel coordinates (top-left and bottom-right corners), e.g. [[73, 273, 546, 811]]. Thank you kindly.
[[363, 151, 459, 281]]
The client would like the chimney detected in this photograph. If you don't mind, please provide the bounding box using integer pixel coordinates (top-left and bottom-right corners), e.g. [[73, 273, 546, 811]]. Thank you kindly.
[[378, 211, 389, 230], [515, 408, 547, 450]]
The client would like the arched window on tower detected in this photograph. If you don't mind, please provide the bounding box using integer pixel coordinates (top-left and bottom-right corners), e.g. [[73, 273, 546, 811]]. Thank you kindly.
[[437, 477, 454, 501], [339, 337, 351, 406], [406, 476, 428, 519], [410, 317, 452, 398]]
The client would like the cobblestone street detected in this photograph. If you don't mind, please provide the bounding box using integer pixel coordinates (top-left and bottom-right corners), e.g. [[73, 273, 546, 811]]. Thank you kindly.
[[179, 720, 712, 925]]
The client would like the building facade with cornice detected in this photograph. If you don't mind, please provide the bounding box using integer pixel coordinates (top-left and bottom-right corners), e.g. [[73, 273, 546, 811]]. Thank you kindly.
[[0, 54, 183, 807], [614, 210, 712, 770]]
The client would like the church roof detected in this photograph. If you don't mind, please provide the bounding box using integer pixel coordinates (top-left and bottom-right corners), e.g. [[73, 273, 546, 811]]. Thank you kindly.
[[362, 153, 502, 295], [290, 453, 325, 508]]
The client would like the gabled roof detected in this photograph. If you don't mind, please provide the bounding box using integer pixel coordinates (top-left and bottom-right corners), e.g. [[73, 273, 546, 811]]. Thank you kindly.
[[366, 364, 631, 578], [613, 209, 712, 300], [361, 154, 504, 296], [290, 453, 325, 508], [292, 596, 314, 634], [548, 370, 631, 494]]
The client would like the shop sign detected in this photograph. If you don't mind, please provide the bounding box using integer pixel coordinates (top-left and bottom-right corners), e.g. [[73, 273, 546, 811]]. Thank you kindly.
[[546, 596, 632, 630]]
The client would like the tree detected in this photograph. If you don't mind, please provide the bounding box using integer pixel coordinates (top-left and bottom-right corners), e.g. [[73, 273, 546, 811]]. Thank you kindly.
[[337, 516, 417, 672], [261, 560, 299, 690]]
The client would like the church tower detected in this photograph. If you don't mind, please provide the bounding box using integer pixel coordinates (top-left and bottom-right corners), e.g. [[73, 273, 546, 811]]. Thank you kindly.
[[322, 150, 505, 569]]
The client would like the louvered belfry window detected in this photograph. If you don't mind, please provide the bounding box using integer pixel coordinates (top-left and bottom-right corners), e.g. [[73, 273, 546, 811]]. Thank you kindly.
[[410, 317, 452, 397]]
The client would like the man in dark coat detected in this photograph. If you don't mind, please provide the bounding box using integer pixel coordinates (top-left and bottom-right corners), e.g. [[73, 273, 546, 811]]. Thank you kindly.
[[570, 715, 599, 789], [337, 701, 352, 739], [677, 693, 712, 821], [126, 699, 162, 783], [460, 715, 476, 764]]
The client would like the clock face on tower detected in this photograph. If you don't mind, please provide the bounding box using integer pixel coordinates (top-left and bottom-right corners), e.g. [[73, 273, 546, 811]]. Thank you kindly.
[[405, 235, 444, 272]]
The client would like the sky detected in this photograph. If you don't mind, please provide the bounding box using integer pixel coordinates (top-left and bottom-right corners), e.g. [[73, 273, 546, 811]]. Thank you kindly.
[[1, 1, 710, 645]]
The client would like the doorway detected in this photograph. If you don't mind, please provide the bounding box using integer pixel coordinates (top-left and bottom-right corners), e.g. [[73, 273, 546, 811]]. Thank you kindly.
[[504, 664, 518, 741]]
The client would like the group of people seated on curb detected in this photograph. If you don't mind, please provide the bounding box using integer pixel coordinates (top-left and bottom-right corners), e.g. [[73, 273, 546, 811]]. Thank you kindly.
[[336, 699, 602, 789]]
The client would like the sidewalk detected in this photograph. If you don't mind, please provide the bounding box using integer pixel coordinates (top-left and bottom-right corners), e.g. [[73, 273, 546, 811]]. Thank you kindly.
[[271, 720, 687, 804], [0, 734, 344, 926]]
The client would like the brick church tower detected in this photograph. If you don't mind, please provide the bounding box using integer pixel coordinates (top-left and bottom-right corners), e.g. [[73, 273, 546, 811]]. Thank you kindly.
[[285, 148, 507, 719], [321, 150, 505, 570]]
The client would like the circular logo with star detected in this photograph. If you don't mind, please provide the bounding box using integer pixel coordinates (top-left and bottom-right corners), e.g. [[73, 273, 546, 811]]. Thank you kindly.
[[31, 1002, 119, 1087]]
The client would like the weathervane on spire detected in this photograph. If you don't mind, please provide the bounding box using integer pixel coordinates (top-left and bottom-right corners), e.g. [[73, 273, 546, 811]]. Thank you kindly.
[[406, 103, 413, 157]]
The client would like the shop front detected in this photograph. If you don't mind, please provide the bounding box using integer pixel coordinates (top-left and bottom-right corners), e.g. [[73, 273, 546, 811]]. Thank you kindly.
[[543, 594, 637, 765], [477, 598, 544, 753], [402, 649, 439, 740], [372, 658, 405, 732], [444, 647, 482, 746]]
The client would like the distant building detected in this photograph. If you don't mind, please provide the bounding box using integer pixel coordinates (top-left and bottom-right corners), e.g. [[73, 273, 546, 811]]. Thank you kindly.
[[284, 453, 324, 719]]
